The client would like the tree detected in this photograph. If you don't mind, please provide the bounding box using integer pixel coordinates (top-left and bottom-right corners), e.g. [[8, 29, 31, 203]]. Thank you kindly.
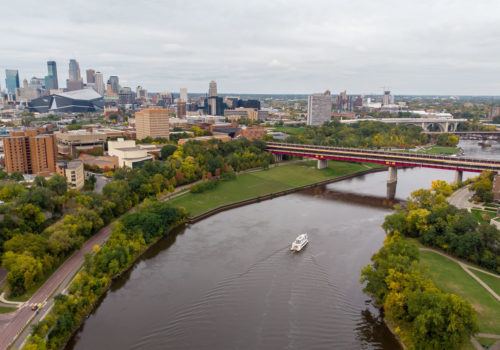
[[10, 172, 24, 181], [160, 144, 178, 159], [47, 175, 68, 196]]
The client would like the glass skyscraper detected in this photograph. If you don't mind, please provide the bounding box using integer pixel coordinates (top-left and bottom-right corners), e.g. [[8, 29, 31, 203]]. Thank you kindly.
[[45, 61, 58, 89], [5, 69, 20, 94]]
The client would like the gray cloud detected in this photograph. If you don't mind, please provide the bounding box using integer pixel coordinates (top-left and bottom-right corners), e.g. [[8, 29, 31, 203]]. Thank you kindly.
[[2, 0, 500, 94]]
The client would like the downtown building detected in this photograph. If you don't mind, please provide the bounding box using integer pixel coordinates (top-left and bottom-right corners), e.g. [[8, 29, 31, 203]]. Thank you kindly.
[[135, 107, 170, 140], [307, 91, 332, 126], [3, 129, 58, 175]]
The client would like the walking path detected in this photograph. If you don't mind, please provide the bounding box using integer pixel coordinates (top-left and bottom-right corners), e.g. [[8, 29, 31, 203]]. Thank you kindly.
[[419, 247, 500, 302]]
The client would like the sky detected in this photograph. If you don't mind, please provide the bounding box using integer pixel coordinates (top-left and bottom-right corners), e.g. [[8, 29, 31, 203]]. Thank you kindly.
[[2, 0, 500, 95]]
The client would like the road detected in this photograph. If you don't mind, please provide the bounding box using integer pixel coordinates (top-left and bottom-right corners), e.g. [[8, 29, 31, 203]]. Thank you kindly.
[[0, 225, 113, 350], [447, 185, 474, 210]]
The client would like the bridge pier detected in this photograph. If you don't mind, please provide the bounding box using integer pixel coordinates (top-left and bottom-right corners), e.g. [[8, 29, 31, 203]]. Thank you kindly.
[[387, 167, 398, 200], [454, 170, 463, 185], [317, 159, 328, 169]]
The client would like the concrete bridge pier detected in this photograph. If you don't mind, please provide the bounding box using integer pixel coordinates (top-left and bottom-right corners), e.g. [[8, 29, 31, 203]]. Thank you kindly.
[[454, 170, 463, 185], [387, 167, 398, 200], [273, 153, 283, 162], [317, 159, 328, 169]]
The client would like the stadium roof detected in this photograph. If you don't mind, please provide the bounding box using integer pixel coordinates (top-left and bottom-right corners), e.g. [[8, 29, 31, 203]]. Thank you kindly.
[[55, 89, 102, 101]]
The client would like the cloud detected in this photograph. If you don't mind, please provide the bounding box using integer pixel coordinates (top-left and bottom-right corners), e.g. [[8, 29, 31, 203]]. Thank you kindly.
[[1, 0, 500, 94]]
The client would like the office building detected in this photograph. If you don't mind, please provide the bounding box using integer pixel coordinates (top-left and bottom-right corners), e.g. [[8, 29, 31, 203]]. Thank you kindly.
[[66, 79, 84, 91], [29, 77, 45, 90], [109, 76, 119, 94], [4, 129, 58, 175], [206, 96, 224, 116], [180, 88, 188, 102], [68, 59, 81, 81], [5, 69, 20, 94], [45, 61, 58, 90], [135, 107, 170, 140], [209, 80, 217, 97], [177, 101, 187, 118], [136, 86, 147, 99], [55, 129, 106, 156], [382, 91, 391, 106], [224, 107, 260, 121], [119, 90, 136, 105], [86, 69, 95, 84], [94, 72, 104, 95], [307, 91, 332, 126], [56, 160, 84, 190]]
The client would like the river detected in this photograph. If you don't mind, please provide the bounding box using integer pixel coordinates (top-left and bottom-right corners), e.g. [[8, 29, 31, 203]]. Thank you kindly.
[[67, 140, 497, 350]]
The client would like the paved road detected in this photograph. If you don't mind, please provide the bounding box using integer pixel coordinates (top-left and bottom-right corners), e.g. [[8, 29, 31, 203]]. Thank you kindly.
[[0, 225, 113, 350], [448, 185, 474, 210]]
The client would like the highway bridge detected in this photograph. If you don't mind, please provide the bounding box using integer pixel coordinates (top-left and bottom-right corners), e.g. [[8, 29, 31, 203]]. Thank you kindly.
[[340, 117, 467, 132], [266, 142, 500, 198]]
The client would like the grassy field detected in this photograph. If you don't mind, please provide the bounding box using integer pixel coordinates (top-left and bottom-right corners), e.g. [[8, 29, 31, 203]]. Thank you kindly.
[[169, 160, 381, 217], [271, 126, 306, 135], [422, 145, 461, 155], [472, 269, 500, 296], [0, 306, 17, 314], [471, 209, 497, 223], [419, 250, 500, 334]]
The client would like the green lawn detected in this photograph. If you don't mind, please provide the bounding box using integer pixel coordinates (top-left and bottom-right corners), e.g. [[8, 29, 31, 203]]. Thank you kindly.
[[0, 306, 17, 313], [423, 145, 461, 155], [419, 251, 500, 334], [471, 209, 497, 223], [169, 160, 381, 217], [271, 126, 306, 135], [471, 269, 500, 296]]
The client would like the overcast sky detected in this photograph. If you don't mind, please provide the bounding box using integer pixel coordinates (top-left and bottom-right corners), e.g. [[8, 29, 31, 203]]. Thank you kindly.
[[2, 0, 500, 95]]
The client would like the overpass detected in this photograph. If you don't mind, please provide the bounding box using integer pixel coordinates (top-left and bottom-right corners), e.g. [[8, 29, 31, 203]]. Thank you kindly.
[[266, 142, 500, 198], [340, 118, 467, 132]]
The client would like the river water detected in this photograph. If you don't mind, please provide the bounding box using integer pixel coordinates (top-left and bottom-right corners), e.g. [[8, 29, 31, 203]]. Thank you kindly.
[[67, 140, 497, 350]]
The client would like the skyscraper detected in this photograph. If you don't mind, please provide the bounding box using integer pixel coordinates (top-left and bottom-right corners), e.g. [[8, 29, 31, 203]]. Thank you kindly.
[[180, 88, 188, 102], [209, 80, 217, 97], [5, 69, 20, 94], [307, 91, 332, 126], [68, 59, 81, 81], [94, 72, 104, 96], [45, 61, 58, 89], [86, 69, 95, 84], [109, 76, 119, 94]]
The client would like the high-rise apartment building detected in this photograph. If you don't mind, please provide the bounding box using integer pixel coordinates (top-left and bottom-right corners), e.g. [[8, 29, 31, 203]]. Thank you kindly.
[[45, 61, 58, 90], [86, 69, 95, 84], [5, 69, 20, 94], [209, 80, 217, 97], [135, 107, 170, 140], [180, 88, 188, 102], [109, 76, 119, 94], [382, 91, 391, 106], [94, 72, 104, 95], [4, 129, 58, 175], [307, 91, 332, 126]]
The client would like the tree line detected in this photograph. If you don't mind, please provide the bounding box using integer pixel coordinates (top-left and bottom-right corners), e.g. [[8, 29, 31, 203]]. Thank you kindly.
[[283, 120, 430, 149], [1, 138, 274, 297]]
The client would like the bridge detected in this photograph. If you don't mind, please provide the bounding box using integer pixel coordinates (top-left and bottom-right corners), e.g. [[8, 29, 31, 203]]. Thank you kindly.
[[266, 142, 500, 199], [423, 131, 500, 140], [340, 118, 467, 132]]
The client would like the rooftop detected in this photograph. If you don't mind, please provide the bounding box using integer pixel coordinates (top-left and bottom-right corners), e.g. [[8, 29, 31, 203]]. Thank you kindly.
[[55, 89, 102, 101]]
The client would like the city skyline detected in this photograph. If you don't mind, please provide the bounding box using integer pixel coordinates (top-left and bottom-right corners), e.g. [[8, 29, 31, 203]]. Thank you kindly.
[[2, 0, 500, 95]]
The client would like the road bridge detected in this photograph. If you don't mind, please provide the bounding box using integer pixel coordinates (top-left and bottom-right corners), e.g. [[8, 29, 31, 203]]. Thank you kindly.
[[341, 118, 467, 132], [423, 131, 500, 140], [267, 142, 500, 199]]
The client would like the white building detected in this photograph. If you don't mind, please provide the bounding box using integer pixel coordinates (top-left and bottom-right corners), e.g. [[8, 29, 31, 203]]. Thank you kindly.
[[307, 91, 332, 126], [107, 139, 154, 168]]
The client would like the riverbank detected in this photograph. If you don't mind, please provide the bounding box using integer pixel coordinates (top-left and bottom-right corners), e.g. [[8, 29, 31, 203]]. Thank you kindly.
[[169, 160, 384, 218]]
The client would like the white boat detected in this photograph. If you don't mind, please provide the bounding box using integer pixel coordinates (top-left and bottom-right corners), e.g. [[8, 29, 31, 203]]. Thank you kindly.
[[291, 233, 308, 252]]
